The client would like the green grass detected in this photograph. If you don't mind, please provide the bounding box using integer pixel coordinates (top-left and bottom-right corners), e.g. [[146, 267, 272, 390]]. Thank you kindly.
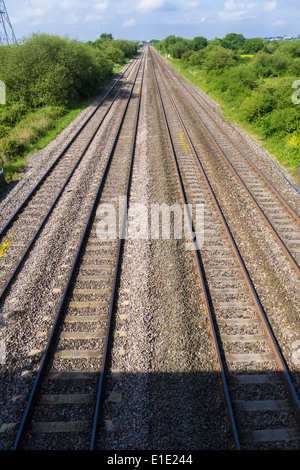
[[0, 104, 87, 182], [25, 101, 92, 156], [113, 63, 126, 74]]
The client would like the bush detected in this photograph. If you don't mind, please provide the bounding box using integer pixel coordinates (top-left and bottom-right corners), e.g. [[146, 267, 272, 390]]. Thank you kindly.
[[288, 58, 300, 76], [240, 85, 277, 122], [91, 38, 138, 64], [203, 46, 237, 73], [261, 107, 300, 136], [187, 49, 207, 66], [243, 38, 265, 54], [216, 66, 258, 103], [0, 34, 114, 108], [0, 102, 30, 126]]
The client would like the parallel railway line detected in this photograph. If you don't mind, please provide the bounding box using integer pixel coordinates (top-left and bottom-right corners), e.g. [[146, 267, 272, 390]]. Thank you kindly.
[[0, 56, 137, 301], [0, 45, 299, 450], [152, 49, 300, 278], [150, 47, 300, 450], [11, 51, 145, 450]]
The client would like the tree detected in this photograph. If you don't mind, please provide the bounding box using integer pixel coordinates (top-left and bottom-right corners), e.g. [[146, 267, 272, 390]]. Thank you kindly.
[[243, 38, 265, 54], [203, 46, 237, 73], [99, 33, 113, 41], [192, 36, 207, 51], [222, 33, 245, 51], [170, 40, 189, 59], [188, 49, 207, 66]]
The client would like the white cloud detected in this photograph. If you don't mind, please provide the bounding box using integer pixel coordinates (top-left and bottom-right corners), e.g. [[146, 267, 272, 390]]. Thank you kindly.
[[93, 2, 108, 11], [274, 19, 286, 27], [136, 0, 165, 13], [219, 0, 258, 21], [184, 1, 199, 7], [84, 14, 104, 22], [263, 1, 277, 11], [7, 0, 300, 44], [65, 13, 80, 24], [123, 18, 136, 27], [60, 0, 82, 11]]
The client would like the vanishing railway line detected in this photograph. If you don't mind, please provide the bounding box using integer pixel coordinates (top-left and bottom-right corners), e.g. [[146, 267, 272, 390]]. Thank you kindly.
[[0, 56, 137, 301], [149, 47, 300, 449], [9, 52, 145, 450], [0, 45, 300, 450], [152, 49, 300, 278]]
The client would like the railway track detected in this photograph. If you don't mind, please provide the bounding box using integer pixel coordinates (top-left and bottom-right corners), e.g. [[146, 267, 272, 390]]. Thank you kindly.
[[152, 49, 300, 279], [149, 47, 300, 449], [7, 51, 145, 450], [0, 56, 138, 302], [1, 44, 299, 451]]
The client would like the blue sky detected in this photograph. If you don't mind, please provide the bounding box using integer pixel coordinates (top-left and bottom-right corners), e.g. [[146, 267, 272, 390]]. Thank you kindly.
[[6, 0, 300, 42]]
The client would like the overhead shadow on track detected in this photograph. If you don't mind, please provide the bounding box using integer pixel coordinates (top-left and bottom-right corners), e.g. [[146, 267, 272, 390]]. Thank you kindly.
[[1, 362, 300, 450]]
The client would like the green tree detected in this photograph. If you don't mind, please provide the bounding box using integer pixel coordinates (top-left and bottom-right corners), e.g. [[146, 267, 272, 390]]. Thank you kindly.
[[192, 36, 207, 51], [203, 46, 237, 73], [187, 49, 207, 66], [243, 38, 265, 54], [221, 33, 245, 51], [170, 40, 189, 59], [99, 33, 113, 41]]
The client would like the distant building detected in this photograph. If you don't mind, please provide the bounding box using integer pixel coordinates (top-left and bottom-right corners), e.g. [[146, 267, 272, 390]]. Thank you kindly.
[[266, 34, 300, 41]]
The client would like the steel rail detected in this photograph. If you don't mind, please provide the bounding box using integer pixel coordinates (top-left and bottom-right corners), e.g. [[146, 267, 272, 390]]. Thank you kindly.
[[151, 47, 300, 448], [12, 53, 144, 450], [152, 49, 300, 278], [0, 57, 135, 240], [90, 51, 145, 451], [153, 48, 300, 223], [149, 48, 241, 450], [0, 57, 138, 302]]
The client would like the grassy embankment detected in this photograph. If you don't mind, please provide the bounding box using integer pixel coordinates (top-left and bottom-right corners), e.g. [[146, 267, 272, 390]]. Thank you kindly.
[[168, 58, 299, 178], [0, 103, 88, 179], [0, 33, 138, 185], [155, 34, 300, 179]]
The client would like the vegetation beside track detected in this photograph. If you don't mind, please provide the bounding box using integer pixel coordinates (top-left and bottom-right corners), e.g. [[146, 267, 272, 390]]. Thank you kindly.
[[0, 33, 138, 183], [154, 34, 300, 177]]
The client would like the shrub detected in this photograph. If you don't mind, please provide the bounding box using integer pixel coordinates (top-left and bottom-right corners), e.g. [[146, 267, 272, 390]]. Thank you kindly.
[[240, 83, 277, 122], [203, 46, 237, 73], [0, 34, 114, 108], [288, 58, 300, 76], [188, 49, 207, 67], [261, 107, 300, 137], [216, 66, 258, 104]]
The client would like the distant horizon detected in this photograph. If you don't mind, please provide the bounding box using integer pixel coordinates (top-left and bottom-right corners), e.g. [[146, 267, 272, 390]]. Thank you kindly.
[[133, 33, 300, 42], [11, 32, 300, 44], [6, 0, 300, 44]]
